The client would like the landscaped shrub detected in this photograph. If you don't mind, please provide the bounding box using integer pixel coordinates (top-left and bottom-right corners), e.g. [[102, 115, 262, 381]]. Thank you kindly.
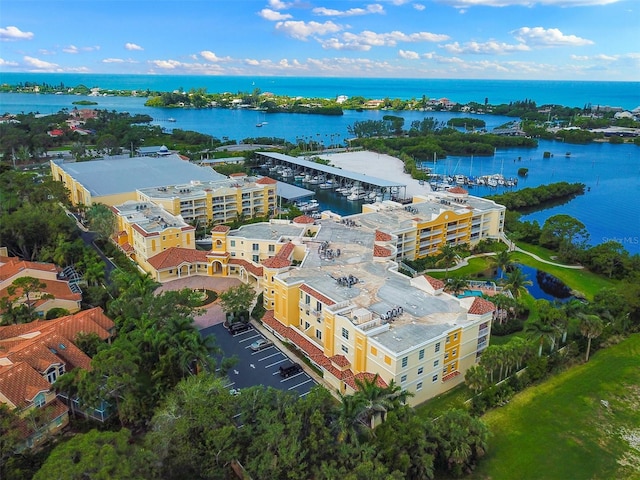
[[490, 318, 524, 336]]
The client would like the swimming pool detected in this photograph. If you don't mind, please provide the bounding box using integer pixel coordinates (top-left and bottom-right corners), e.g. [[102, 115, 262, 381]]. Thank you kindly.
[[457, 290, 484, 298]]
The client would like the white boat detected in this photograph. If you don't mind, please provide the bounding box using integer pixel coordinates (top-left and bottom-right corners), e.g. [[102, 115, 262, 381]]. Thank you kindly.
[[347, 191, 367, 201], [319, 180, 335, 189], [294, 174, 305, 182], [281, 168, 294, 178], [455, 174, 466, 185], [487, 178, 498, 187]]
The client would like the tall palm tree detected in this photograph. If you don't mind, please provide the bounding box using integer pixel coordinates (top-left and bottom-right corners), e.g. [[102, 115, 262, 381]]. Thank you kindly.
[[336, 390, 367, 445], [479, 345, 501, 383], [492, 250, 512, 279], [464, 364, 488, 395], [445, 276, 468, 296], [437, 244, 458, 276], [355, 375, 412, 429], [578, 314, 604, 362], [525, 318, 556, 357], [503, 267, 533, 299]]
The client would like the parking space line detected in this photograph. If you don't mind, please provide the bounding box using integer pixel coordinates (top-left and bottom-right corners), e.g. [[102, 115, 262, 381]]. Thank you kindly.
[[239, 334, 261, 343], [224, 382, 235, 388], [267, 358, 289, 369], [299, 391, 311, 397], [251, 346, 275, 355], [258, 352, 280, 361], [288, 378, 313, 391], [280, 372, 304, 382]]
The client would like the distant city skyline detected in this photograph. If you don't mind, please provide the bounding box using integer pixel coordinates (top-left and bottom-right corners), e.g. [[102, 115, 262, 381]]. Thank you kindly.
[[1, 0, 638, 81]]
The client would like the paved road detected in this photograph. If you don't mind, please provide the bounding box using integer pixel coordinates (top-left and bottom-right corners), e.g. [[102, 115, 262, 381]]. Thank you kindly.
[[201, 323, 317, 398]]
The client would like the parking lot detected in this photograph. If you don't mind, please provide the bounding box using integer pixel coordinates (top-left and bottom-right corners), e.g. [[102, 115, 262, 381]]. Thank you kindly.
[[200, 323, 317, 398]]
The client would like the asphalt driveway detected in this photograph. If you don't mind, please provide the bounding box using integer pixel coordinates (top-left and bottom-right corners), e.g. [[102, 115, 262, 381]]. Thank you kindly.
[[201, 323, 317, 398]]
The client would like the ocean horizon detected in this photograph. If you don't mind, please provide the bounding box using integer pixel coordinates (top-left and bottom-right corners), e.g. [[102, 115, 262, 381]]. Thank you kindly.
[[1, 73, 639, 111]]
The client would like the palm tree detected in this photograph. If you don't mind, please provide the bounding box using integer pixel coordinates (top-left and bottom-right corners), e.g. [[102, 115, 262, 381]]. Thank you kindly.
[[492, 250, 512, 279], [464, 364, 488, 395], [503, 267, 533, 299], [579, 314, 604, 362], [336, 390, 367, 445], [437, 244, 458, 276], [445, 276, 468, 296], [479, 345, 501, 383], [525, 318, 556, 357], [355, 375, 412, 429]]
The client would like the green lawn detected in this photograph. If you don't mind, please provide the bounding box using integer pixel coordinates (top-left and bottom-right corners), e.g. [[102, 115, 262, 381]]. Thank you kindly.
[[472, 334, 640, 480], [415, 384, 472, 419]]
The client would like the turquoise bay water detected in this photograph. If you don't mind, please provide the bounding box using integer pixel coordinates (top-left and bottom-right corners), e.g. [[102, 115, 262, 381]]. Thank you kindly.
[[1, 73, 639, 110], [0, 75, 638, 254]]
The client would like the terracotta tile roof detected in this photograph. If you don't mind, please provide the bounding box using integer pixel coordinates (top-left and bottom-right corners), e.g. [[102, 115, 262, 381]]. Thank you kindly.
[[229, 172, 246, 178], [329, 354, 350, 368], [468, 297, 496, 315], [373, 245, 392, 257], [263, 241, 295, 269], [353, 372, 388, 389], [0, 258, 58, 282], [375, 230, 393, 242], [262, 311, 384, 391], [447, 186, 468, 195], [147, 247, 209, 270], [0, 279, 81, 307], [293, 215, 315, 224], [211, 225, 230, 233], [228, 259, 263, 277], [0, 362, 50, 408], [300, 284, 336, 306], [256, 176, 277, 185], [120, 242, 134, 253], [261, 257, 290, 269], [442, 370, 461, 382], [424, 275, 445, 290]]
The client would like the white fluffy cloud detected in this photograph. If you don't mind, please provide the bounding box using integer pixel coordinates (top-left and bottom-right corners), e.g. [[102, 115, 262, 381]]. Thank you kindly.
[[275, 20, 343, 40], [413, 3, 426, 10], [0, 26, 34, 41], [322, 30, 449, 50], [399, 49, 420, 59], [258, 8, 293, 21], [125, 43, 144, 51], [200, 51, 232, 62], [23, 56, 59, 70], [0, 58, 19, 67], [512, 27, 593, 46], [443, 40, 530, 54], [312, 4, 385, 17]]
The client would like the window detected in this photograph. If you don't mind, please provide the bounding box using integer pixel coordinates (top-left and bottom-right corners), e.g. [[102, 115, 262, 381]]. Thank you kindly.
[[305, 294, 311, 304], [371, 346, 378, 356], [446, 335, 451, 344], [435, 342, 441, 353], [432, 374, 438, 383], [316, 301, 322, 312], [230, 240, 236, 247], [401, 356, 408, 368], [417, 367, 424, 375], [417, 382, 423, 391], [419, 349, 425, 360], [252, 255, 259, 263], [34, 393, 46, 408], [268, 244, 275, 252], [454, 332, 458, 340], [434, 359, 439, 367], [341, 327, 349, 340], [46, 366, 58, 384], [452, 349, 457, 357], [445, 352, 449, 360], [401, 374, 407, 383], [305, 322, 310, 329], [252, 243, 259, 251], [341, 345, 349, 354], [316, 330, 322, 340]]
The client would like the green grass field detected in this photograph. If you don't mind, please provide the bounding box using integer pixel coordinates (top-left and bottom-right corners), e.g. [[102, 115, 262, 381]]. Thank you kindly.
[[472, 334, 640, 480]]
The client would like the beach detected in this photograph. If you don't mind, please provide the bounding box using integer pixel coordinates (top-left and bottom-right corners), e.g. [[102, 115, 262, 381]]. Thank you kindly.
[[318, 150, 433, 199]]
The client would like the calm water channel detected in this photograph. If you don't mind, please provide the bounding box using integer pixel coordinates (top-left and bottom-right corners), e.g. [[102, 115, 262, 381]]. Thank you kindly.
[[2, 93, 638, 254]]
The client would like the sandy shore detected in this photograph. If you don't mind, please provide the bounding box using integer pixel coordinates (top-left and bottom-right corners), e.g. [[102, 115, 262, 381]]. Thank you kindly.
[[317, 151, 432, 199]]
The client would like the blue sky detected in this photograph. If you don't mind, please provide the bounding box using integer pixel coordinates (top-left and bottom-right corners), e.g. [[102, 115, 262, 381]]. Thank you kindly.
[[1, 0, 638, 80]]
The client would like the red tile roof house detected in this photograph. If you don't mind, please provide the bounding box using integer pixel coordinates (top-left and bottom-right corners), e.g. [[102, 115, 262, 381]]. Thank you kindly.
[[0, 256, 82, 318], [0, 307, 116, 448]]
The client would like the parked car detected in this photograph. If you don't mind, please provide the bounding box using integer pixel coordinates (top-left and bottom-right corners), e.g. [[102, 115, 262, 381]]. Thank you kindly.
[[250, 339, 273, 351], [279, 362, 302, 378], [227, 322, 252, 335]]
